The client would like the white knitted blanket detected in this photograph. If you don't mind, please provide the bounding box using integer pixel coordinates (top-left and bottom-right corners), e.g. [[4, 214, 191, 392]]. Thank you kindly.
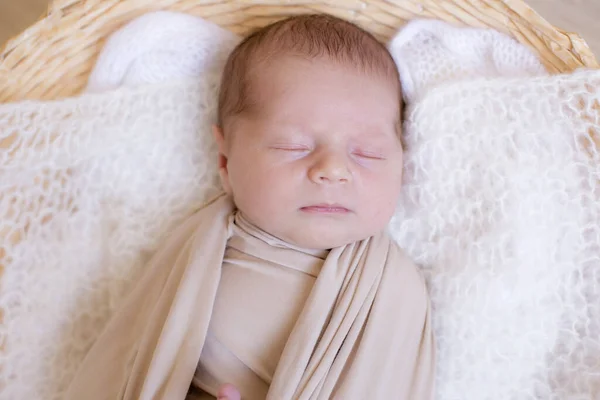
[[1, 12, 599, 400]]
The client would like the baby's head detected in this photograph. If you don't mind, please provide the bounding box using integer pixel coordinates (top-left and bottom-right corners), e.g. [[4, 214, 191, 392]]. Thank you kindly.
[[215, 14, 403, 249]]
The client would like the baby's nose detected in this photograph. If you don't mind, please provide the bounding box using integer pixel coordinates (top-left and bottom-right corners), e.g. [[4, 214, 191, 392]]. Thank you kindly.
[[308, 151, 352, 184]]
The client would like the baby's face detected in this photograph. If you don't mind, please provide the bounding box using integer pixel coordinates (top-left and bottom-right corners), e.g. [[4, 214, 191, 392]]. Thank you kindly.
[[216, 56, 403, 249]]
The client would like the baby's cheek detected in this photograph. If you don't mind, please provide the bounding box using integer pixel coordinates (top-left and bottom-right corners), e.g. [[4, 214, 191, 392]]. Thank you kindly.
[[363, 179, 401, 223], [244, 174, 288, 210]]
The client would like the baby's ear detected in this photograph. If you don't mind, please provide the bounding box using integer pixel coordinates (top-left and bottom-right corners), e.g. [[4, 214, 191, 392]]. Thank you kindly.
[[212, 125, 232, 194], [213, 125, 227, 154]]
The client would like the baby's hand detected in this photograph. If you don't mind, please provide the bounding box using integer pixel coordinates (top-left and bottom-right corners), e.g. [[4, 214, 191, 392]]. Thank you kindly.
[[217, 383, 241, 400]]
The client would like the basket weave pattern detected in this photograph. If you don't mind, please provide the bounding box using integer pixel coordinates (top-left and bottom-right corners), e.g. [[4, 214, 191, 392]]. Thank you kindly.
[[0, 0, 598, 104]]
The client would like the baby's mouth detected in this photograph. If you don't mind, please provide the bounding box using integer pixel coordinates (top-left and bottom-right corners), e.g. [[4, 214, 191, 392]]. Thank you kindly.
[[300, 204, 351, 214]]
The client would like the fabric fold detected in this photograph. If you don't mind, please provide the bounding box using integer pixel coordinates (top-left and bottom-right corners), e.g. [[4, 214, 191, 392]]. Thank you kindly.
[[64, 193, 434, 400]]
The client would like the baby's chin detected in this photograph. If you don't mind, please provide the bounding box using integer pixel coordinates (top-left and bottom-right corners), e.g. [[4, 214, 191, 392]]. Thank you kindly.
[[282, 225, 376, 250]]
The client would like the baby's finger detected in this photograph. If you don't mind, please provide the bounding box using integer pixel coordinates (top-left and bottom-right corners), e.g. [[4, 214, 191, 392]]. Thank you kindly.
[[217, 383, 241, 400]]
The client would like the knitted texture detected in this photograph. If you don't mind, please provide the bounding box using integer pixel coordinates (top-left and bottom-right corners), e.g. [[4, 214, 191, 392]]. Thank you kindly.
[[391, 70, 600, 399], [0, 12, 598, 399]]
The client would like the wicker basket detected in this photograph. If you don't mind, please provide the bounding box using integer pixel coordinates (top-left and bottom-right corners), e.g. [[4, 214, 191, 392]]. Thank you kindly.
[[0, 0, 598, 104]]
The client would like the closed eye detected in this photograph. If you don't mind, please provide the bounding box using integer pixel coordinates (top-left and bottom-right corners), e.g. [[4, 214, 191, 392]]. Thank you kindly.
[[353, 151, 386, 160], [271, 145, 311, 152]]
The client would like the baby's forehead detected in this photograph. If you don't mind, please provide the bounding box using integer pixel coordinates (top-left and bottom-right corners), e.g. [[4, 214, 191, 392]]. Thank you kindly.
[[241, 77, 400, 139], [247, 55, 401, 110], [248, 54, 400, 95]]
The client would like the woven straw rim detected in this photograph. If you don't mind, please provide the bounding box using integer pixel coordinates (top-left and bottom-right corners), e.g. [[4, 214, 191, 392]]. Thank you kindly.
[[0, 0, 598, 103]]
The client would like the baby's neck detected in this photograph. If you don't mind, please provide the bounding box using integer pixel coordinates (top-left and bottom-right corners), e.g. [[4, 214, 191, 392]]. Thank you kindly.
[[233, 211, 331, 256]]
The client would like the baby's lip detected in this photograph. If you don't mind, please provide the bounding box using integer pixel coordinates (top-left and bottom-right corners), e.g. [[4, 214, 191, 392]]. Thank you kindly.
[[300, 204, 351, 214]]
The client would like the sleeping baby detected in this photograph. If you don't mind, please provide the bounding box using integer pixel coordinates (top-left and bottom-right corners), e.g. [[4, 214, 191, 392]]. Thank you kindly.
[[65, 14, 435, 400]]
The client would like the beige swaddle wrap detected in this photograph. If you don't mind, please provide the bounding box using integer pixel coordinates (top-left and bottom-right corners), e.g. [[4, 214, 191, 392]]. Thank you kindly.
[[64, 194, 434, 399]]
